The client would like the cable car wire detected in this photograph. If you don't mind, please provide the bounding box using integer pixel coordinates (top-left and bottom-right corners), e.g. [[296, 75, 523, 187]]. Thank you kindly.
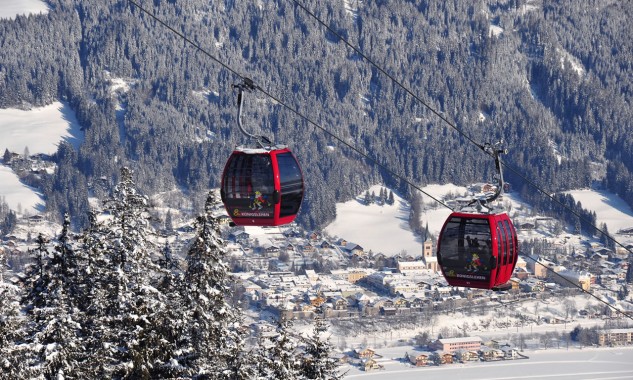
[[128, 0, 453, 211], [287, 0, 633, 259], [287, 0, 633, 319], [127, 1, 632, 321]]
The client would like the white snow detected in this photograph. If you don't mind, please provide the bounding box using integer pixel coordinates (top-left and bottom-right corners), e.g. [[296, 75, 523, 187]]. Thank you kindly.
[[324, 185, 422, 256], [342, 346, 633, 379], [0, 0, 49, 20], [0, 166, 44, 215], [0, 102, 83, 154], [414, 184, 468, 236], [324, 184, 467, 256], [323, 182, 633, 257], [489, 24, 503, 37], [565, 189, 633, 237], [343, 0, 362, 19], [556, 48, 585, 77], [0, 101, 83, 214]]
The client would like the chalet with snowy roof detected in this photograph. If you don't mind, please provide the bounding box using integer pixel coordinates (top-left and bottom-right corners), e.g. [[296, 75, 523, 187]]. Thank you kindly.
[[283, 228, 302, 238], [319, 240, 334, 249], [344, 242, 365, 256], [229, 231, 250, 243], [280, 242, 295, 252], [502, 347, 521, 359], [301, 242, 316, 254], [261, 243, 280, 257], [361, 358, 383, 372], [407, 351, 434, 367], [353, 348, 378, 359], [437, 352, 454, 364], [456, 349, 480, 362], [479, 347, 505, 361]]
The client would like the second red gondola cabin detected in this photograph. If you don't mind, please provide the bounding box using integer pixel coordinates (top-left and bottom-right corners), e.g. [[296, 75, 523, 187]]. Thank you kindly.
[[436, 212, 518, 290]]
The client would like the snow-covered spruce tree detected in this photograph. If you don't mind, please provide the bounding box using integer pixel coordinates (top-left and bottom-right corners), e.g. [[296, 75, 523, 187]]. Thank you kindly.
[[178, 190, 253, 379], [89, 167, 176, 379], [256, 319, 302, 379], [300, 315, 343, 380], [17, 215, 88, 379], [0, 243, 29, 377]]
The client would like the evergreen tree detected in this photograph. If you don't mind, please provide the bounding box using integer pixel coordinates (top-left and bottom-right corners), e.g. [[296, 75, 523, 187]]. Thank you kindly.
[[164, 209, 174, 233], [300, 315, 343, 380], [90, 167, 173, 379], [388, 190, 395, 205], [0, 246, 28, 377], [2, 148, 10, 163], [178, 190, 252, 379], [257, 319, 301, 379], [18, 219, 87, 379]]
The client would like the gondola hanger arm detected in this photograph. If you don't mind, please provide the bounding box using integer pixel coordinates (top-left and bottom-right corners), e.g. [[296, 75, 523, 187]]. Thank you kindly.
[[234, 78, 272, 148]]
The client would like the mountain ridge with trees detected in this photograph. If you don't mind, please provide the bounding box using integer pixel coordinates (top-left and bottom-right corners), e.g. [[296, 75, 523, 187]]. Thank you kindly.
[[0, 0, 630, 231]]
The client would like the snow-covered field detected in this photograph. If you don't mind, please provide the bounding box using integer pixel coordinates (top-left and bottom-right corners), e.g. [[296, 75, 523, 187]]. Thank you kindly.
[[0, 0, 49, 20], [0, 166, 44, 215], [0, 102, 83, 214], [324, 185, 422, 256], [566, 189, 633, 237], [342, 345, 633, 379]]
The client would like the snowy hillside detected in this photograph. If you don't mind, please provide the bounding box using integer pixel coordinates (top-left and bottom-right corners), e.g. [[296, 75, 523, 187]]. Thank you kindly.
[[0, 102, 83, 214], [324, 185, 421, 256], [324, 183, 633, 257], [0, 0, 49, 20], [566, 189, 633, 240]]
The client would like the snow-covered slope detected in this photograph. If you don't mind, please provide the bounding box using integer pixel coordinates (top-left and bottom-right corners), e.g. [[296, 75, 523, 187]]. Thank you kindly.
[[0, 0, 49, 20], [324, 185, 421, 256], [0, 102, 83, 214], [324, 183, 633, 257]]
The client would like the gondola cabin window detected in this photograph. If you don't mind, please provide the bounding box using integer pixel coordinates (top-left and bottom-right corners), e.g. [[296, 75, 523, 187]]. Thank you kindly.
[[276, 152, 303, 218], [222, 153, 275, 221], [439, 216, 493, 284]]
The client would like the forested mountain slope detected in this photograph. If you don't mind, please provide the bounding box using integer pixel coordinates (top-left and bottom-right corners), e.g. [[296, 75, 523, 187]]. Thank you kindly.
[[1, 0, 631, 229]]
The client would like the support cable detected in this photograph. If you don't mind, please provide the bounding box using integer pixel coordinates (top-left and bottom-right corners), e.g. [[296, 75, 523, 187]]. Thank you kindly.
[[128, 0, 632, 321]]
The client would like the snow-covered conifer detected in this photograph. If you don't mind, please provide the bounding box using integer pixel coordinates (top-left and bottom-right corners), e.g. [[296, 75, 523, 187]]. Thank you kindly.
[[17, 216, 88, 379], [300, 316, 343, 379], [256, 319, 302, 379], [178, 190, 252, 379], [0, 247, 28, 377], [88, 167, 174, 378]]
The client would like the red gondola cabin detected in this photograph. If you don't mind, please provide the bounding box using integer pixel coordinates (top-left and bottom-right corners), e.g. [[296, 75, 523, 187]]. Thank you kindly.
[[221, 146, 304, 226], [437, 212, 518, 290]]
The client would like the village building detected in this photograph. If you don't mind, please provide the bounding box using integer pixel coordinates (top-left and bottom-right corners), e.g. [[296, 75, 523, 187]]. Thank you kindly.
[[406, 351, 435, 367], [598, 328, 633, 346], [430, 336, 483, 353]]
